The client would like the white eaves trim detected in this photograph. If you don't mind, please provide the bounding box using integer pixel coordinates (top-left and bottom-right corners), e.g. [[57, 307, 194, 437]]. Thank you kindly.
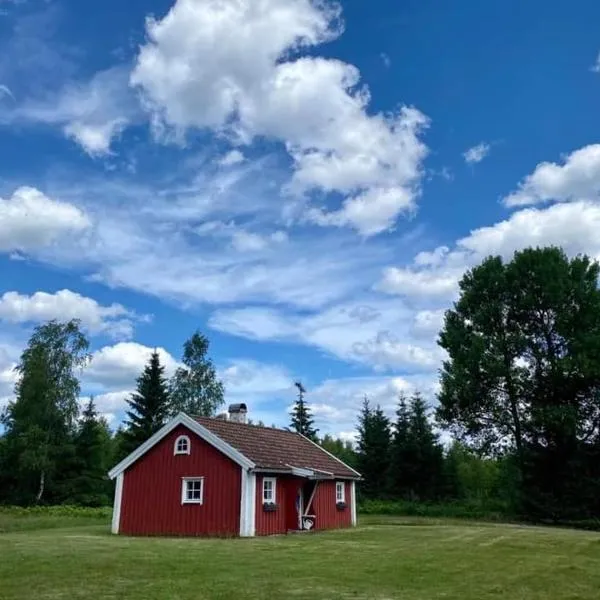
[[286, 465, 314, 478], [108, 412, 255, 479], [297, 433, 362, 479]]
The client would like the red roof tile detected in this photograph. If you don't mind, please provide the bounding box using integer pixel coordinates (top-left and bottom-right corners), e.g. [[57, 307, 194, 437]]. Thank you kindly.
[[194, 417, 359, 479]]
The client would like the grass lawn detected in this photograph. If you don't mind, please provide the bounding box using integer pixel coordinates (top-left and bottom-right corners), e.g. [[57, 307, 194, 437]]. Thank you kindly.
[[1, 513, 600, 599]]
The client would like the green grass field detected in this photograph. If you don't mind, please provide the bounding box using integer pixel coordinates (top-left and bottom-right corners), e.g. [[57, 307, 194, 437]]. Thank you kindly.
[[1, 511, 599, 599]]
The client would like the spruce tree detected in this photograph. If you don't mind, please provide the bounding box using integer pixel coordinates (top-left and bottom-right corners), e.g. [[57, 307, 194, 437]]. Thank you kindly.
[[289, 381, 318, 441], [389, 393, 411, 497], [406, 393, 444, 500], [123, 351, 170, 455], [356, 398, 391, 499], [72, 398, 113, 506]]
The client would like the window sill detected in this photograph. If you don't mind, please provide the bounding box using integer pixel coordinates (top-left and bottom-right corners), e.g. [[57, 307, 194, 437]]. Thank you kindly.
[[182, 500, 203, 505]]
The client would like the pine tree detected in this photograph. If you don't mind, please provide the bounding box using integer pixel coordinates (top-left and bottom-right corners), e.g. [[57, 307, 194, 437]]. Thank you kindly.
[[72, 398, 113, 506], [389, 393, 411, 497], [122, 351, 170, 455], [405, 393, 444, 501], [289, 381, 318, 441], [356, 398, 391, 499]]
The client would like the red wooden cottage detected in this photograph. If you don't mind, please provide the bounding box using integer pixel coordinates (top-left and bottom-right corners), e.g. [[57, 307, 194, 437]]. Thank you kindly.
[[108, 404, 360, 537]]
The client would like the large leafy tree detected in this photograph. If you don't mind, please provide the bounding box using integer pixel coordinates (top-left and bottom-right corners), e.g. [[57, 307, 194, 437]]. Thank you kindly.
[[289, 381, 319, 441], [438, 247, 600, 518], [71, 398, 113, 506], [122, 351, 170, 455], [356, 398, 391, 499], [169, 332, 224, 417], [0, 320, 89, 504]]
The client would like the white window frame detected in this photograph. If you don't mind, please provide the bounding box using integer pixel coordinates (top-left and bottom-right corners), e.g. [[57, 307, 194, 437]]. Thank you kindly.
[[336, 481, 345, 503], [262, 477, 277, 504], [174, 435, 191, 456], [181, 477, 204, 505]]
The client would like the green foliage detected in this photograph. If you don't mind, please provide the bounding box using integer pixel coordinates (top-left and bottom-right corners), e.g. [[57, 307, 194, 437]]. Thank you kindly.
[[122, 351, 170, 456], [169, 332, 224, 417], [71, 399, 113, 507], [289, 382, 319, 441], [320, 434, 357, 469], [0, 505, 111, 533], [390, 393, 445, 501], [356, 398, 391, 498], [0, 320, 89, 504], [438, 247, 600, 520]]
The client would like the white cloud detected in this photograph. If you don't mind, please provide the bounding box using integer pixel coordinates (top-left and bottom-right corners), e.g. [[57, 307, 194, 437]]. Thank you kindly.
[[378, 200, 600, 300], [0, 289, 142, 339], [463, 142, 490, 165], [412, 309, 446, 337], [84, 342, 179, 390], [8, 66, 136, 156], [93, 390, 132, 416], [590, 51, 600, 73], [131, 0, 429, 236], [307, 373, 439, 436], [0, 186, 90, 252], [503, 144, 600, 207], [220, 359, 293, 401], [219, 150, 246, 166], [380, 53, 391, 68], [210, 298, 442, 372]]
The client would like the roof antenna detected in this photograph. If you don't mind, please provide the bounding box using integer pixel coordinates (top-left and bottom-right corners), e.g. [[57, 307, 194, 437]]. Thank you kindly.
[[294, 381, 306, 434]]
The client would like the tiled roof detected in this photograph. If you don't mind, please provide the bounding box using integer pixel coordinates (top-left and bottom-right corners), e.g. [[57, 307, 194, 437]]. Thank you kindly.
[[194, 417, 359, 479]]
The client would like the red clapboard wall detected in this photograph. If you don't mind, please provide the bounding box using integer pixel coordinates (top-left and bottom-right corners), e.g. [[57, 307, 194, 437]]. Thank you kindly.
[[119, 425, 241, 536], [311, 480, 352, 530]]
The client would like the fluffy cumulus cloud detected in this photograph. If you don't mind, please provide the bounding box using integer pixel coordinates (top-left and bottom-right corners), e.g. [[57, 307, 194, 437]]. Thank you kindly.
[[463, 142, 490, 165], [379, 200, 600, 301], [130, 0, 429, 235], [0, 187, 90, 252], [0, 289, 142, 339], [503, 144, 600, 207], [83, 342, 179, 390]]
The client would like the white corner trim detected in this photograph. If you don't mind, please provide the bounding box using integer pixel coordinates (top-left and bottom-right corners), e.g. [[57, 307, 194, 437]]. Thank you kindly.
[[297, 433, 362, 478], [108, 413, 255, 479], [111, 473, 124, 534], [239, 468, 256, 537], [174, 435, 191, 455], [350, 481, 357, 527]]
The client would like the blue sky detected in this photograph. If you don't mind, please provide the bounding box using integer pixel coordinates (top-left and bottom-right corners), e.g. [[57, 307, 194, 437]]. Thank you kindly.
[[2, 0, 600, 438]]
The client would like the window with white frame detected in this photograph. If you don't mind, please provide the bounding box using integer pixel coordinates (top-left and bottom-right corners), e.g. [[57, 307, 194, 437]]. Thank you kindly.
[[174, 435, 190, 455], [262, 477, 276, 503], [181, 477, 204, 504], [336, 481, 345, 503]]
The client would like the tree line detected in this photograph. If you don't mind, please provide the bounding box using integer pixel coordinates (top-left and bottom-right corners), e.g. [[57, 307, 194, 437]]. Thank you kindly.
[[0, 327, 225, 506], [342, 247, 600, 524], [2, 246, 600, 525]]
